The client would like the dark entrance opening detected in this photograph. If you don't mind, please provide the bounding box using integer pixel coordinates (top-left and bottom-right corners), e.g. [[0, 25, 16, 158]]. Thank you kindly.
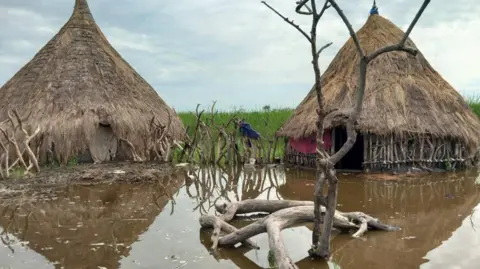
[[333, 127, 364, 170]]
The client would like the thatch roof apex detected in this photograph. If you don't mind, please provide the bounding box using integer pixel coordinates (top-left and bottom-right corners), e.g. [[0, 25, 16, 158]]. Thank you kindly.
[[276, 14, 480, 150], [74, 0, 91, 15], [67, 0, 95, 29]]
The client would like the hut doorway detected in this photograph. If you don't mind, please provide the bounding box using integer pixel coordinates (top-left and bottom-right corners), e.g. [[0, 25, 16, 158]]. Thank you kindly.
[[88, 124, 117, 163], [333, 127, 364, 171]]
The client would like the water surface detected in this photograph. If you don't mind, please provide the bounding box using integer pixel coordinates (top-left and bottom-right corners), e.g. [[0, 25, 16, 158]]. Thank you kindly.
[[0, 166, 479, 269]]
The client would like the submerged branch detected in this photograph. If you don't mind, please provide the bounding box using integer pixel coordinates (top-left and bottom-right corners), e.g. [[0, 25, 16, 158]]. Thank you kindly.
[[200, 215, 259, 250]]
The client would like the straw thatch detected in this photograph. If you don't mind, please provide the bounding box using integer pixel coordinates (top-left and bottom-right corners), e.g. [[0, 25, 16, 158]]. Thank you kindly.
[[0, 0, 184, 164], [276, 14, 480, 150]]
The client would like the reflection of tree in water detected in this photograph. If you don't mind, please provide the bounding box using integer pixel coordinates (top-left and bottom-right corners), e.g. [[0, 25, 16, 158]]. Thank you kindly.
[[196, 167, 480, 269], [197, 228, 344, 269], [0, 173, 185, 269], [184, 165, 284, 215]]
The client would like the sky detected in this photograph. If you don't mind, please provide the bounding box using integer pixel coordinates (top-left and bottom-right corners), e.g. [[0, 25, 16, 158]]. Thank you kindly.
[[0, 0, 479, 112]]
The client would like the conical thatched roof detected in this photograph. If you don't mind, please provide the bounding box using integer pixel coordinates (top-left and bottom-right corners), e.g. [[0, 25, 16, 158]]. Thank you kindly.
[[0, 0, 184, 163], [277, 14, 480, 149]]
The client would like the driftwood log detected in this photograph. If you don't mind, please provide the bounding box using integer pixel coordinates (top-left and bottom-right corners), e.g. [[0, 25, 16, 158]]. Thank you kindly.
[[200, 199, 399, 269]]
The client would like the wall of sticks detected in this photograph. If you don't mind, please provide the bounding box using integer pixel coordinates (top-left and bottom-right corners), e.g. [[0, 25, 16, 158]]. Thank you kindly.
[[284, 143, 317, 168], [284, 131, 476, 171], [362, 133, 474, 171]]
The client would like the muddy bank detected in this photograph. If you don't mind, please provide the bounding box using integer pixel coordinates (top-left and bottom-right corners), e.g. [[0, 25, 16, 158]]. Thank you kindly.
[[0, 162, 189, 203]]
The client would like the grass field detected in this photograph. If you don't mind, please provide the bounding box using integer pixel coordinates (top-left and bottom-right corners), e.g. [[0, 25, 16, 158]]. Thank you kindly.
[[467, 97, 480, 118], [178, 107, 294, 139], [176, 98, 480, 162]]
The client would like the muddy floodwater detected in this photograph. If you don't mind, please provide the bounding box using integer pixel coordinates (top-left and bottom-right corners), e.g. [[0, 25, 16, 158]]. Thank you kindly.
[[0, 165, 479, 269]]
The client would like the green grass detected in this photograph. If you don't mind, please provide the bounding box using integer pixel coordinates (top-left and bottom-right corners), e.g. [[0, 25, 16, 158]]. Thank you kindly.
[[467, 97, 480, 118], [178, 107, 293, 139]]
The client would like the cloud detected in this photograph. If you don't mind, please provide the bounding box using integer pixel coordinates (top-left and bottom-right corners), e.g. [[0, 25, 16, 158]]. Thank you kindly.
[[104, 27, 158, 53], [409, 17, 480, 97], [0, 0, 478, 111], [0, 55, 23, 64]]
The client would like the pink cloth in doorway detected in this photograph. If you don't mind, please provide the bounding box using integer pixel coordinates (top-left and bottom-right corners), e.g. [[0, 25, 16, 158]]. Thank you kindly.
[[289, 130, 332, 154]]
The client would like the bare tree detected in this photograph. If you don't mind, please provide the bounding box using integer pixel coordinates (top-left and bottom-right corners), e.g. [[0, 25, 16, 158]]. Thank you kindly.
[[199, 0, 431, 267], [264, 0, 430, 258]]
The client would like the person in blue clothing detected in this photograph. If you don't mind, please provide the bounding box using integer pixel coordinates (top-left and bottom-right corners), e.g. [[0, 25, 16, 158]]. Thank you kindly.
[[236, 119, 261, 161], [236, 119, 261, 145]]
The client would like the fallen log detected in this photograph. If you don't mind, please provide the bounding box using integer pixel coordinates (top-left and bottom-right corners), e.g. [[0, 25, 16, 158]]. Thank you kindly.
[[199, 199, 400, 269]]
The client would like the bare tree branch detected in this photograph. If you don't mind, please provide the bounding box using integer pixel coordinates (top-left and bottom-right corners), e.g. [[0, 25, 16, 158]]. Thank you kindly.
[[366, 46, 418, 61], [365, 0, 430, 62], [328, 120, 356, 165], [326, 0, 364, 57], [0, 109, 41, 177], [317, 42, 333, 56], [295, 0, 313, 15], [400, 0, 430, 45], [315, 0, 331, 19], [12, 110, 40, 172], [310, 0, 331, 125], [261, 1, 312, 43], [119, 138, 144, 162]]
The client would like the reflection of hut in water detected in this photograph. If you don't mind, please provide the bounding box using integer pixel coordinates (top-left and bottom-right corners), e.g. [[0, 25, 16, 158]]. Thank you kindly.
[[276, 11, 480, 171], [0, 0, 184, 164], [0, 173, 185, 269], [274, 170, 480, 268]]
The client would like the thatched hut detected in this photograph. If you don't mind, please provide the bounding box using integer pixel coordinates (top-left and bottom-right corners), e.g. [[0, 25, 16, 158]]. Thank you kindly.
[[277, 13, 480, 171], [0, 0, 184, 164]]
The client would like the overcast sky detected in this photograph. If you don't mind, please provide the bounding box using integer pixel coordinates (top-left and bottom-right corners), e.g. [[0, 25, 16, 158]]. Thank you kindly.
[[0, 0, 479, 111]]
